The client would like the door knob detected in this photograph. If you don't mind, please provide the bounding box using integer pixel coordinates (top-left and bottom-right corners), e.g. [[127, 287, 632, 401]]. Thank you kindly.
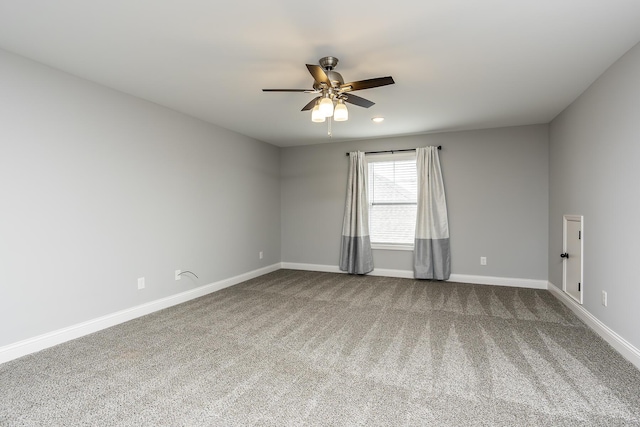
[[560, 253, 569, 259]]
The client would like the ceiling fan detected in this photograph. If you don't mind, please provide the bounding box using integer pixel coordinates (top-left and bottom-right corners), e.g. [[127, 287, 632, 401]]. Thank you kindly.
[[262, 56, 394, 123]]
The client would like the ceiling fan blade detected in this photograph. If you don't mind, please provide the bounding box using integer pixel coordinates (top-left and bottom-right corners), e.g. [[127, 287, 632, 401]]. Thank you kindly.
[[341, 76, 395, 92], [342, 93, 375, 108], [263, 89, 310, 92], [301, 96, 321, 111], [306, 64, 331, 86]]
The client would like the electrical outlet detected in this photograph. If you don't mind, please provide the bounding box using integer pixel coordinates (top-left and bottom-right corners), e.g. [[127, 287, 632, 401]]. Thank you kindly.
[[175, 270, 181, 281], [480, 257, 487, 266], [137, 277, 145, 290], [259, 251, 263, 260], [602, 291, 607, 307]]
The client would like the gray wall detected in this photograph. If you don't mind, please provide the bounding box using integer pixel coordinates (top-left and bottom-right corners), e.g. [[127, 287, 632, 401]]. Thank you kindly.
[[549, 42, 640, 350], [0, 49, 281, 347], [281, 125, 549, 280]]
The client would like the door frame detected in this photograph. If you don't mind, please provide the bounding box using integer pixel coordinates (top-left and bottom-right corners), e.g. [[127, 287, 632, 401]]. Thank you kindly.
[[562, 214, 584, 304]]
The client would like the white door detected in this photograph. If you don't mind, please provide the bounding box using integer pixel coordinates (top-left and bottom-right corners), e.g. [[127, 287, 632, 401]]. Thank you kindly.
[[562, 215, 583, 304]]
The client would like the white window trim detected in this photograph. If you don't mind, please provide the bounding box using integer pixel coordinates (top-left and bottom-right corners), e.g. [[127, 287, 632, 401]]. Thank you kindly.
[[366, 151, 417, 250], [371, 243, 414, 251]]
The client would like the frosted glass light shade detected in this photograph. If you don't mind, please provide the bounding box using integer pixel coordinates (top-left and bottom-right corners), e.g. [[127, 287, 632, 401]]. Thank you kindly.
[[311, 104, 325, 122], [333, 101, 348, 121], [319, 97, 334, 117]]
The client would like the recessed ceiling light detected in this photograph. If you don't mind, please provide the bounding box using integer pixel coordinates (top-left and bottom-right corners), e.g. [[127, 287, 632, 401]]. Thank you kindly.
[[371, 117, 385, 123]]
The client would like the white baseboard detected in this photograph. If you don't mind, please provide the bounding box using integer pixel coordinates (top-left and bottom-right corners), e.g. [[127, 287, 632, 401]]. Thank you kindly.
[[548, 281, 640, 370], [449, 274, 548, 289], [369, 268, 415, 279], [281, 262, 343, 274], [279, 262, 415, 279], [0, 263, 281, 365], [280, 262, 547, 289]]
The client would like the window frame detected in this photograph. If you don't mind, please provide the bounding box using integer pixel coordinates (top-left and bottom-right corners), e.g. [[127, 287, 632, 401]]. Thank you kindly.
[[365, 152, 417, 251]]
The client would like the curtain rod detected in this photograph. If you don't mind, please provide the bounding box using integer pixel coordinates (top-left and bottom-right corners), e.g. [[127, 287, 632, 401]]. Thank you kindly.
[[345, 146, 441, 156]]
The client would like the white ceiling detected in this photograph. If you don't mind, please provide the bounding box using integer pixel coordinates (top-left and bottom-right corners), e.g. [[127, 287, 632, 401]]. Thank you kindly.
[[1, 1, 640, 147]]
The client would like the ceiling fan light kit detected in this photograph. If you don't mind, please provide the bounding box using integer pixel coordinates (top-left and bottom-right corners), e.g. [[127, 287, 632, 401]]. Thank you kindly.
[[319, 95, 334, 117], [311, 103, 325, 123], [334, 100, 348, 122], [263, 56, 394, 130]]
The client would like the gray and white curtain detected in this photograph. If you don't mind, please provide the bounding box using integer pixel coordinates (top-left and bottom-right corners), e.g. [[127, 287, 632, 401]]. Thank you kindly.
[[414, 146, 451, 280], [339, 151, 374, 274]]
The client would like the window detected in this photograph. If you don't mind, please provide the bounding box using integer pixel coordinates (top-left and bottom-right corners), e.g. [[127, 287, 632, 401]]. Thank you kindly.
[[366, 152, 417, 250]]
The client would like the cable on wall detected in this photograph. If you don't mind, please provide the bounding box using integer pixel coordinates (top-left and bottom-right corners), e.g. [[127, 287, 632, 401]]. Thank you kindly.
[[176, 270, 199, 279]]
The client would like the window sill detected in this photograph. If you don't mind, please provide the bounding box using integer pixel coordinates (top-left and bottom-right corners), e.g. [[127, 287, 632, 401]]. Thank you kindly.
[[371, 244, 414, 251]]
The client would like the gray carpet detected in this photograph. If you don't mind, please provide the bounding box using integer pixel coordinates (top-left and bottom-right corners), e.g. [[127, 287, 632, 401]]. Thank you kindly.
[[2, 269, 640, 426]]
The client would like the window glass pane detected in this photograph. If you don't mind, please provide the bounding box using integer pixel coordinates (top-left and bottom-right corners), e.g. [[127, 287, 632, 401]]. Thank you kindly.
[[370, 205, 417, 245], [368, 160, 417, 204], [367, 157, 417, 245]]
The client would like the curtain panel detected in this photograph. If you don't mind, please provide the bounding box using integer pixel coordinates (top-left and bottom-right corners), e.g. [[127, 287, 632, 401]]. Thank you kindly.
[[339, 151, 374, 274], [414, 146, 451, 280]]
